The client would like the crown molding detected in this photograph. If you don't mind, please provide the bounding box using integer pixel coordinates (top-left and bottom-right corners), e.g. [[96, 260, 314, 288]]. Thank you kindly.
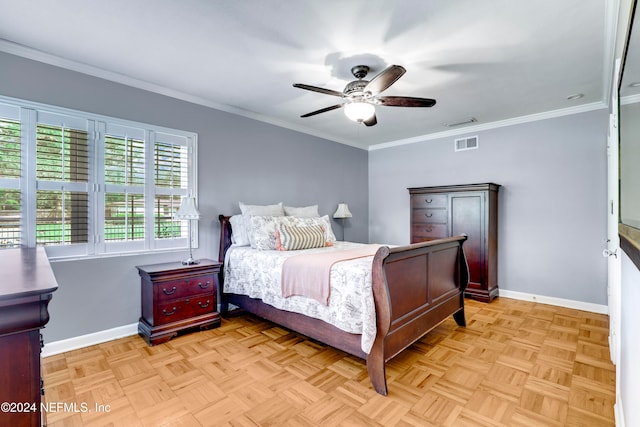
[[621, 93, 640, 104], [368, 101, 608, 151], [0, 40, 366, 150], [0, 40, 609, 152]]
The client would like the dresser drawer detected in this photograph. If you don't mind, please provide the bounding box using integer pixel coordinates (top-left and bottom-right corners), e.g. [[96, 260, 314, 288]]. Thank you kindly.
[[412, 223, 448, 240], [156, 275, 215, 302], [412, 208, 448, 224], [411, 194, 448, 209], [156, 294, 216, 324]]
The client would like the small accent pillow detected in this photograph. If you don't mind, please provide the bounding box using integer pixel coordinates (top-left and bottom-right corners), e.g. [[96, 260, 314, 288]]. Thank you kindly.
[[239, 202, 284, 216], [229, 215, 251, 246], [248, 216, 296, 250], [292, 215, 337, 243], [275, 224, 327, 251], [284, 204, 319, 218]]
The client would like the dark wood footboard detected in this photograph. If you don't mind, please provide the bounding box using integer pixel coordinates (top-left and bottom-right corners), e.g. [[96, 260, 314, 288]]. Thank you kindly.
[[368, 236, 469, 395], [217, 215, 468, 396]]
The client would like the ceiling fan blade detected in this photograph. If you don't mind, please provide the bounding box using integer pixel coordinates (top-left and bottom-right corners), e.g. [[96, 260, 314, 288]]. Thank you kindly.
[[377, 96, 436, 107], [300, 104, 343, 118], [363, 114, 377, 127], [364, 65, 406, 94], [293, 83, 344, 97]]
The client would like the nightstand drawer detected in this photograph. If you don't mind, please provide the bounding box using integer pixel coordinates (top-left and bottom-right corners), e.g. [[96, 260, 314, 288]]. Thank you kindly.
[[412, 208, 448, 224], [156, 275, 215, 302], [156, 294, 216, 324]]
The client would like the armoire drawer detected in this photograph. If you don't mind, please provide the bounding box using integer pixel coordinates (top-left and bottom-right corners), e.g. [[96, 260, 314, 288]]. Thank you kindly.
[[411, 194, 448, 209], [412, 208, 448, 224], [412, 223, 448, 240]]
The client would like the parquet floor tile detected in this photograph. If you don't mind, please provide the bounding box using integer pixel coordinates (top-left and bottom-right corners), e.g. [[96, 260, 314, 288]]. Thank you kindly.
[[42, 298, 616, 426]]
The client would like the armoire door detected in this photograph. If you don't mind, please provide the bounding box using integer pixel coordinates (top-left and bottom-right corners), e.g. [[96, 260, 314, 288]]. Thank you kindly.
[[450, 192, 485, 291]]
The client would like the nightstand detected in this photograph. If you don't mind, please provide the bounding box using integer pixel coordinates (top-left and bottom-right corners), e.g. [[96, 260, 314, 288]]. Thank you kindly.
[[136, 259, 221, 345]]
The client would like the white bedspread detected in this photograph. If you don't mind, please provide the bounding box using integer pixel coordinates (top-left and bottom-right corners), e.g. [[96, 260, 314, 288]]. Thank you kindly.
[[224, 241, 377, 354]]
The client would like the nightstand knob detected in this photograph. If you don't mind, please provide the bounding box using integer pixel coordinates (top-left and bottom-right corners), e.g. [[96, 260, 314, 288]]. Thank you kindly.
[[198, 281, 210, 289], [162, 286, 177, 295], [198, 300, 210, 308], [163, 307, 177, 316]]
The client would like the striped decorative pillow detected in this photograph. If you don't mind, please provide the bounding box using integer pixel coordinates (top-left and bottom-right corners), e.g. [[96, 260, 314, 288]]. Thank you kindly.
[[275, 224, 326, 251]]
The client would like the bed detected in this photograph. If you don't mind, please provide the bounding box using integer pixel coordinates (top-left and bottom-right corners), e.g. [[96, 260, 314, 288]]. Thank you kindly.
[[218, 213, 469, 396]]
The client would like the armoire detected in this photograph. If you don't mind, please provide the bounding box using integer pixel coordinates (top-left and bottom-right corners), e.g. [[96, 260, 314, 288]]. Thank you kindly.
[[408, 183, 500, 302]]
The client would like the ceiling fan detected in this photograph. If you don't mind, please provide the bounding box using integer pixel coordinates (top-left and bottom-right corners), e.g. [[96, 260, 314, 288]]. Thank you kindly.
[[293, 65, 436, 126]]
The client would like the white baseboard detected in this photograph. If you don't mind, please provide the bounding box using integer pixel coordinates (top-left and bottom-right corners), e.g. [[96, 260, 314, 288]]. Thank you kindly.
[[615, 401, 625, 427], [42, 323, 138, 357], [499, 289, 608, 314]]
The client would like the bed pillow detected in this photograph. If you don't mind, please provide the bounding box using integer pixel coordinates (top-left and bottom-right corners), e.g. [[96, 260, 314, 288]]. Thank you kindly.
[[229, 215, 251, 246], [275, 224, 326, 251], [248, 216, 296, 250], [239, 202, 284, 216], [284, 204, 319, 218], [292, 215, 337, 243]]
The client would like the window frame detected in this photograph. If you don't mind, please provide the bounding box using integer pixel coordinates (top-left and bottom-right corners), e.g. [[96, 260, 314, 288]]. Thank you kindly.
[[0, 95, 198, 260]]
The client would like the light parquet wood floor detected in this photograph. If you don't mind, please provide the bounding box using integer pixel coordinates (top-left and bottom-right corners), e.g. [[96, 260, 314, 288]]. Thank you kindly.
[[42, 298, 616, 426]]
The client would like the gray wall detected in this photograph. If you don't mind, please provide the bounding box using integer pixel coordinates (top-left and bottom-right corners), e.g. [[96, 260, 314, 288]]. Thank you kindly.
[[0, 51, 369, 342], [369, 109, 609, 304]]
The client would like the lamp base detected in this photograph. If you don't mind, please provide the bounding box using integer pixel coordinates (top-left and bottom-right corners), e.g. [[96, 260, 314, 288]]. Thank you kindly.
[[181, 257, 200, 265]]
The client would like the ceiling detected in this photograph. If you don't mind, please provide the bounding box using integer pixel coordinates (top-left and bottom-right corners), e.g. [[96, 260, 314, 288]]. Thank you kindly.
[[0, 0, 614, 150]]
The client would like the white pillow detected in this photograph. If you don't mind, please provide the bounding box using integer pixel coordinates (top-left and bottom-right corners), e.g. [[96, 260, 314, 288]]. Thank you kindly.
[[248, 216, 296, 250], [284, 204, 319, 218], [229, 215, 251, 246], [239, 202, 284, 216], [292, 215, 336, 243]]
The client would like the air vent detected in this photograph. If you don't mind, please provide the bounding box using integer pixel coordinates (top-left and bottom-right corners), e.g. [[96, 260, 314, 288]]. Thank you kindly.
[[455, 136, 478, 152]]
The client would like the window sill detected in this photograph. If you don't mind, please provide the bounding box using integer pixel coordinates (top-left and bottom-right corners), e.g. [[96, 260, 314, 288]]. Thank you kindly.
[[46, 247, 195, 263], [619, 223, 640, 271]]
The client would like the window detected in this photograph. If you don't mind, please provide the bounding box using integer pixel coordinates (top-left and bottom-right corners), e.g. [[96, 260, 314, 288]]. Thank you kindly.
[[0, 97, 197, 258]]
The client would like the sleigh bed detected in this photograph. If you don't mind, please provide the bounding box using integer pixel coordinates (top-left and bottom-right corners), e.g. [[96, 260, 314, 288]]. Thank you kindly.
[[218, 214, 469, 395]]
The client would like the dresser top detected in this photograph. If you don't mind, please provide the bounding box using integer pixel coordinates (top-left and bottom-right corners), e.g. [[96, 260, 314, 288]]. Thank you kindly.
[[0, 247, 58, 300]]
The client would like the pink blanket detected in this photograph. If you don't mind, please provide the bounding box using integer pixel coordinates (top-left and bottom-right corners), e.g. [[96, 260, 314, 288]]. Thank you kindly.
[[281, 245, 382, 305]]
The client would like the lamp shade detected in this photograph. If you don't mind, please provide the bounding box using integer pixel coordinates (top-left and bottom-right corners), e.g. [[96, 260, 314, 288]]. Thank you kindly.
[[333, 203, 352, 219], [174, 197, 200, 220], [344, 102, 375, 122]]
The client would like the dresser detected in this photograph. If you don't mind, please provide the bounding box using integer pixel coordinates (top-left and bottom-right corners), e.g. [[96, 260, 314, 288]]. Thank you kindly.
[[136, 259, 221, 345], [0, 247, 58, 427], [409, 183, 500, 302]]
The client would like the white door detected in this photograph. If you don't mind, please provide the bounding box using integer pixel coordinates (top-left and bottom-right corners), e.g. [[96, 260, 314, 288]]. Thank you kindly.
[[606, 61, 622, 365]]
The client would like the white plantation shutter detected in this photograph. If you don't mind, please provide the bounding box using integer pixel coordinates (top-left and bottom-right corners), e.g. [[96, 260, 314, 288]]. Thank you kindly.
[[153, 133, 191, 244], [0, 97, 197, 259], [35, 115, 91, 255], [0, 107, 22, 248], [103, 124, 146, 249]]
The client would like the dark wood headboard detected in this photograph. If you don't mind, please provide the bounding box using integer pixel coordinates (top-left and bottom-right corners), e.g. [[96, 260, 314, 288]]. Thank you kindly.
[[218, 215, 233, 264]]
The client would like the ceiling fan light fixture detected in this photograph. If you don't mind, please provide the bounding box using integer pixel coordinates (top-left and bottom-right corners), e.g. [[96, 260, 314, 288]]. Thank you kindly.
[[344, 101, 375, 122]]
